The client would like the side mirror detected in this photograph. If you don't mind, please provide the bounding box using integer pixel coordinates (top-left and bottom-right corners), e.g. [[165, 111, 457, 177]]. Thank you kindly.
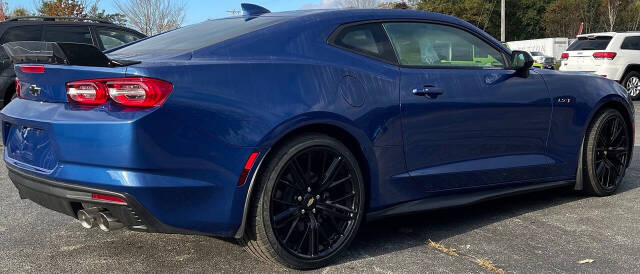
[[511, 50, 534, 77]]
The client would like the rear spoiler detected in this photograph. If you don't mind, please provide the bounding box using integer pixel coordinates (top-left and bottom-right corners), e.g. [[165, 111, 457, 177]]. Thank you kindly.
[[2, 41, 140, 67]]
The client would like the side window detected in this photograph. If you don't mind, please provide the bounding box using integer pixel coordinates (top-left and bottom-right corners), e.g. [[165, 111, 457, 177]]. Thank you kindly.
[[43, 26, 93, 45], [0, 26, 43, 43], [96, 28, 143, 50], [621, 36, 640, 50], [331, 23, 396, 63], [383, 22, 505, 68]]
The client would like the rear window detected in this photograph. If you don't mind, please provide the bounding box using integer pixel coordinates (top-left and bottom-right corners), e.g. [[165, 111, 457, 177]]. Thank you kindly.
[[110, 16, 289, 56], [567, 36, 612, 51]]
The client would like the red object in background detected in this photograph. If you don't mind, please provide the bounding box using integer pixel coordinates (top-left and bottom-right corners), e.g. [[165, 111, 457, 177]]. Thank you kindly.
[[577, 22, 584, 36]]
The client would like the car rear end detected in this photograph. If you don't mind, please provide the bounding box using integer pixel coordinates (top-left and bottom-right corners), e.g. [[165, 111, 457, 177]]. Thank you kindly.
[[559, 33, 623, 80], [1, 41, 260, 237]]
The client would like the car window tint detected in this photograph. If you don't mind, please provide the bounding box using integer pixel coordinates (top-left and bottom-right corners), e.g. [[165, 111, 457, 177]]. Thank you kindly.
[[621, 36, 640, 50], [43, 26, 93, 45], [0, 26, 42, 43], [567, 36, 612, 51], [383, 22, 505, 68], [331, 23, 396, 62], [110, 16, 289, 56], [97, 28, 143, 50]]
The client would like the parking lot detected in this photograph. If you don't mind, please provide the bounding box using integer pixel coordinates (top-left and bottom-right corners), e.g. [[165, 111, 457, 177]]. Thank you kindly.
[[0, 102, 638, 273]]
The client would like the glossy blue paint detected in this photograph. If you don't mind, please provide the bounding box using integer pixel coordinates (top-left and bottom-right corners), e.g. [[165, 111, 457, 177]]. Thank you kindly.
[[1, 9, 634, 237]]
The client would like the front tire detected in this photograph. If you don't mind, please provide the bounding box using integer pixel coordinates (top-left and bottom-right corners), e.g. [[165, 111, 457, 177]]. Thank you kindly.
[[240, 133, 365, 269], [583, 109, 631, 196], [622, 71, 640, 100]]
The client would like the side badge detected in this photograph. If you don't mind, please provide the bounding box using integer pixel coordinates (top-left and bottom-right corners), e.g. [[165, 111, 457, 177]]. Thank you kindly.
[[556, 96, 575, 104]]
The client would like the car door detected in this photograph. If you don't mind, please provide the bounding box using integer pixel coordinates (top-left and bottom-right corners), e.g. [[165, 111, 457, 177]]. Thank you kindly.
[[383, 22, 554, 192]]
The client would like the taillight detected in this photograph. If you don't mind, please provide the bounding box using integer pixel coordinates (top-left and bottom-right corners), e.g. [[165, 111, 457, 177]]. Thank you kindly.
[[67, 81, 108, 105], [66, 77, 173, 107], [593, 52, 616, 60], [561, 53, 569, 60], [15, 78, 21, 98], [20, 65, 45, 73]]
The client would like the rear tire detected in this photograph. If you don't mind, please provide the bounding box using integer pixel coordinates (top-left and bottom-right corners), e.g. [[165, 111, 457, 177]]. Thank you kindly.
[[582, 109, 631, 196], [622, 71, 640, 100], [239, 133, 365, 269]]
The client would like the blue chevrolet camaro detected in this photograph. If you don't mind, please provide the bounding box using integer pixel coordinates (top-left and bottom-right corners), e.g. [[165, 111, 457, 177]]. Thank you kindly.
[[1, 4, 635, 269]]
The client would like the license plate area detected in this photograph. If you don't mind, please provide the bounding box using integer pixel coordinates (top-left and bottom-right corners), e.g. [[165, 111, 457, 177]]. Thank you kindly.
[[4, 122, 58, 173]]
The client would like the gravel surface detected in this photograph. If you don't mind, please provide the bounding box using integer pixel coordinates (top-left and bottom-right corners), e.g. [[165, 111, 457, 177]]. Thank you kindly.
[[0, 102, 638, 273]]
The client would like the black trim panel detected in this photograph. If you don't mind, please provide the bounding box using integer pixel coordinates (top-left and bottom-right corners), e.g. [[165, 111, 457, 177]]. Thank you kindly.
[[366, 180, 573, 221]]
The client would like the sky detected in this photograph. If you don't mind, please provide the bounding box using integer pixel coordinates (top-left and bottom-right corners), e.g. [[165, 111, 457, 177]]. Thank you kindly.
[[9, 0, 344, 25]]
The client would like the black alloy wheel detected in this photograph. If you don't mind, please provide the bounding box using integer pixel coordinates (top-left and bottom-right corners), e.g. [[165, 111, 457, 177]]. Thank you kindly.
[[584, 109, 631, 196], [241, 133, 364, 269]]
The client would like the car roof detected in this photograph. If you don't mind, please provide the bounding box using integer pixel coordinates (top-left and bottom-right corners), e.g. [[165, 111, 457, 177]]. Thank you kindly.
[[0, 16, 145, 36]]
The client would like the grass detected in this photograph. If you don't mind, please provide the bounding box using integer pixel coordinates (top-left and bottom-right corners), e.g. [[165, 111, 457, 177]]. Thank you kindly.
[[427, 239, 506, 274]]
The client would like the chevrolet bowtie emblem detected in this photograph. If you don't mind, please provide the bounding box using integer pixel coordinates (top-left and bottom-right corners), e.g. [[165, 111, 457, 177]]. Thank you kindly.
[[28, 85, 41, 96], [307, 198, 314, 207]]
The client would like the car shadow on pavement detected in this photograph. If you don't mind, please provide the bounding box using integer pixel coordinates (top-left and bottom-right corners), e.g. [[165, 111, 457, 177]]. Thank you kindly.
[[332, 147, 640, 266]]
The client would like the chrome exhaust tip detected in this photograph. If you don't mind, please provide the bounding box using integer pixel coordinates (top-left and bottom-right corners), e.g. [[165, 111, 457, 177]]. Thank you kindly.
[[77, 208, 100, 229], [96, 212, 124, 232]]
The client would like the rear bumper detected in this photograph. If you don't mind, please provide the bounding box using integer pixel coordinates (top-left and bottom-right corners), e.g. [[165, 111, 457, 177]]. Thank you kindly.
[[7, 164, 217, 235], [559, 64, 624, 81]]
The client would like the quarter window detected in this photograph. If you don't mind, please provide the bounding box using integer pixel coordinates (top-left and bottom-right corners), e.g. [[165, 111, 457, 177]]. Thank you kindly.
[[383, 22, 505, 68], [331, 23, 396, 63], [97, 28, 143, 50], [621, 36, 640, 50]]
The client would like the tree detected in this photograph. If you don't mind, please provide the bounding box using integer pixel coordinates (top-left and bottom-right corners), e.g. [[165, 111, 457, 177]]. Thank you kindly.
[[38, 0, 85, 17], [378, 1, 410, 9], [115, 0, 186, 35], [10, 7, 33, 17], [601, 0, 624, 31], [87, 1, 126, 25], [336, 0, 379, 8]]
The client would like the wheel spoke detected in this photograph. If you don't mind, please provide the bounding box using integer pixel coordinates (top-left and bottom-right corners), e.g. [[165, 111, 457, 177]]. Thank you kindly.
[[297, 224, 309, 251], [320, 156, 342, 186], [317, 202, 354, 220], [279, 178, 302, 192], [274, 208, 298, 225], [290, 159, 310, 188], [273, 198, 298, 207], [328, 192, 355, 203], [309, 214, 318, 256], [283, 215, 302, 244]]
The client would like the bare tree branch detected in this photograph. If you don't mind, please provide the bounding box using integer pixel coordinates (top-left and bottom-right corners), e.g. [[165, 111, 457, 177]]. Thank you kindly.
[[114, 0, 186, 35]]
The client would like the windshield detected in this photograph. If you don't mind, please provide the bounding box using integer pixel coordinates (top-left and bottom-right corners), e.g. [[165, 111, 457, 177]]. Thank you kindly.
[[530, 52, 543, 56], [567, 36, 612, 51], [110, 16, 290, 56]]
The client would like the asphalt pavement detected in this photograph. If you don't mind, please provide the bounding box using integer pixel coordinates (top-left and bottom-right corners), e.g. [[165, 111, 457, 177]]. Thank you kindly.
[[1, 102, 639, 273]]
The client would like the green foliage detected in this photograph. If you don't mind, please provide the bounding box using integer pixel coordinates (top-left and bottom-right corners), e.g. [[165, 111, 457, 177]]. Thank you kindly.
[[416, 0, 640, 40]]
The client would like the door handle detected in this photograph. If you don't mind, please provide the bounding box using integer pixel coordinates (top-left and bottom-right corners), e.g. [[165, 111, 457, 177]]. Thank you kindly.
[[412, 86, 444, 99]]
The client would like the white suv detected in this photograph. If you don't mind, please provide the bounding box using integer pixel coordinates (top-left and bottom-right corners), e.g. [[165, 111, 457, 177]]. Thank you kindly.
[[559, 32, 640, 100]]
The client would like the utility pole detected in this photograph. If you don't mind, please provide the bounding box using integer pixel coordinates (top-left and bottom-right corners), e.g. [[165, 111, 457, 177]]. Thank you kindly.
[[500, 0, 505, 42]]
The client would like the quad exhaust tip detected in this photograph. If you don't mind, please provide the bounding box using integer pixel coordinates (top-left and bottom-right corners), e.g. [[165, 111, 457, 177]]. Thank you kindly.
[[77, 208, 124, 232], [96, 211, 124, 232]]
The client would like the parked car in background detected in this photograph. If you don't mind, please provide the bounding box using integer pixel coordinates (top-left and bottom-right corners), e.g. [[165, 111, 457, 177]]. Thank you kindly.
[[2, 4, 635, 269], [529, 51, 555, 69], [560, 32, 640, 100], [0, 16, 145, 106]]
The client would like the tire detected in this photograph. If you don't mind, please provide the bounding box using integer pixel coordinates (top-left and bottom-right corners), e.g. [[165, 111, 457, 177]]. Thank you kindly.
[[622, 71, 640, 100], [239, 133, 365, 269], [582, 109, 631, 196]]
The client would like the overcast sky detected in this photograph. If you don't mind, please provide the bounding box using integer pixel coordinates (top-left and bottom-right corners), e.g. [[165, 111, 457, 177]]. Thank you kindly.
[[9, 0, 345, 25]]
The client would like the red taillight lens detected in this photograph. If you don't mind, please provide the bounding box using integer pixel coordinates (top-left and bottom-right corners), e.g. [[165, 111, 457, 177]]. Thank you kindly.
[[237, 152, 259, 186], [106, 78, 173, 107], [561, 53, 569, 60], [66, 77, 172, 107], [66, 81, 108, 105], [15, 78, 21, 98], [593, 52, 616, 59], [20, 65, 45, 73], [91, 193, 127, 205]]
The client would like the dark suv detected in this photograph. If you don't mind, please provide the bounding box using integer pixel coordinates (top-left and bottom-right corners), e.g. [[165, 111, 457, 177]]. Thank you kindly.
[[0, 16, 145, 106]]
